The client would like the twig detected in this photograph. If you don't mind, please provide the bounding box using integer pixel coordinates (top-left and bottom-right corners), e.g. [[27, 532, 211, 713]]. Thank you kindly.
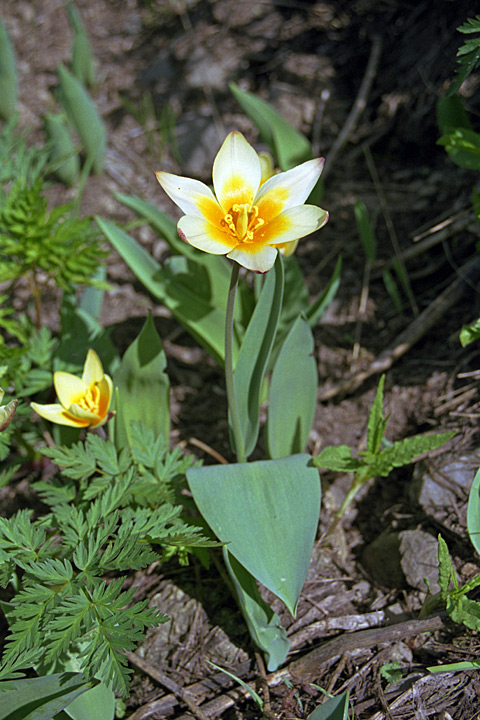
[[322, 34, 382, 182], [125, 651, 211, 720], [318, 254, 480, 401], [188, 437, 228, 464]]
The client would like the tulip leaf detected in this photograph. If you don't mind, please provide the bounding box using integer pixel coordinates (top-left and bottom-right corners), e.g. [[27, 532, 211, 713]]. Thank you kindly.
[[267, 315, 317, 458], [233, 255, 284, 458], [0, 673, 96, 720], [114, 313, 169, 450], [187, 453, 321, 615], [60, 679, 115, 720], [306, 691, 350, 720], [96, 217, 240, 365], [0, 19, 18, 121], [467, 467, 480, 556], [229, 82, 312, 170], [223, 549, 289, 672], [57, 64, 106, 174]]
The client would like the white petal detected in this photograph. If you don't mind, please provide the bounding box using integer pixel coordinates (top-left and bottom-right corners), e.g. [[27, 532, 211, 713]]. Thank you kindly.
[[213, 131, 261, 213], [266, 205, 329, 246], [156, 171, 222, 220], [178, 215, 236, 254], [227, 245, 278, 273], [255, 158, 324, 215]]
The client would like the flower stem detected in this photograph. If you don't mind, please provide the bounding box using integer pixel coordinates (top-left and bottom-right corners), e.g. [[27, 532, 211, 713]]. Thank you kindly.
[[225, 261, 246, 463]]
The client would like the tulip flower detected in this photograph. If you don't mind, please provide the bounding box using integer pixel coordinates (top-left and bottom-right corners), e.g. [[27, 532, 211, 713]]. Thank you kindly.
[[155, 131, 328, 273], [31, 349, 113, 428]]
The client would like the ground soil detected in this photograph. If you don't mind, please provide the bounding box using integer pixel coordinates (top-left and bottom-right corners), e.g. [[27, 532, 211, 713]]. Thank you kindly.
[[4, 0, 480, 718]]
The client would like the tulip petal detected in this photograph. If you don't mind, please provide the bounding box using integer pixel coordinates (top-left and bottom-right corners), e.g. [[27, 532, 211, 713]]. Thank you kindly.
[[82, 349, 105, 385], [68, 404, 101, 424], [213, 131, 261, 214], [263, 205, 329, 247], [54, 371, 87, 409], [227, 244, 278, 273], [96, 375, 113, 420], [255, 158, 324, 220], [155, 172, 224, 224], [178, 215, 236, 254], [30, 402, 91, 427]]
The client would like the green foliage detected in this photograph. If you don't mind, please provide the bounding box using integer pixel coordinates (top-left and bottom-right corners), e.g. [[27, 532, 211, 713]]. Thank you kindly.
[[354, 199, 376, 264], [380, 661, 403, 684], [314, 375, 455, 517], [114, 314, 170, 451], [0, 178, 108, 291], [437, 534, 480, 632], [460, 317, 480, 347], [44, 113, 80, 187], [0, 18, 18, 121], [57, 64, 106, 174], [0, 423, 214, 695], [0, 672, 96, 719], [67, 1, 97, 88], [306, 690, 350, 720], [448, 15, 480, 96], [233, 255, 284, 459], [467, 467, 480, 556]]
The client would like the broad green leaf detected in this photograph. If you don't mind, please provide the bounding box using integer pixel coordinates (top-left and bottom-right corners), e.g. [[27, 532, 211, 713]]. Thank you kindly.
[[267, 315, 317, 458], [437, 534, 453, 599], [233, 255, 284, 457], [57, 65, 106, 174], [229, 82, 312, 170], [429, 659, 480, 672], [63, 680, 114, 720], [305, 257, 342, 328], [354, 200, 376, 263], [366, 375, 387, 455], [221, 550, 289, 672], [0, 19, 18, 121], [437, 127, 480, 171], [460, 318, 480, 347], [0, 673, 95, 720], [307, 691, 350, 720], [446, 594, 480, 631], [467, 467, 480, 555], [313, 445, 362, 473], [187, 453, 320, 615], [96, 217, 240, 365], [114, 314, 170, 450], [436, 94, 472, 135]]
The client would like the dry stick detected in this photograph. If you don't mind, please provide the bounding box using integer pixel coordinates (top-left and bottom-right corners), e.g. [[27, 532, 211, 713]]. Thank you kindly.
[[321, 34, 382, 183], [128, 614, 449, 720], [125, 651, 211, 720], [318, 254, 480, 402]]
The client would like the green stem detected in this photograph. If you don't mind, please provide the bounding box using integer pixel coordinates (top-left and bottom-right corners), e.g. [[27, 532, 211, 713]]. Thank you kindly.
[[225, 261, 246, 463]]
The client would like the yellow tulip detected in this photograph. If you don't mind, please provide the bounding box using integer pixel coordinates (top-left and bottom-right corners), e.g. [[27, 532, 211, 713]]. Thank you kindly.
[[31, 349, 113, 428], [155, 131, 328, 273]]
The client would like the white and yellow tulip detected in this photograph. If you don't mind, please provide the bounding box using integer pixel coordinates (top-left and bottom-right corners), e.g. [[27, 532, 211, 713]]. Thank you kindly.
[[155, 131, 328, 273], [31, 349, 113, 428]]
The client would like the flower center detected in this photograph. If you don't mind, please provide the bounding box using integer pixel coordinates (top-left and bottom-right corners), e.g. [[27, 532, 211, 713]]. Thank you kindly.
[[77, 384, 100, 414], [222, 203, 265, 243]]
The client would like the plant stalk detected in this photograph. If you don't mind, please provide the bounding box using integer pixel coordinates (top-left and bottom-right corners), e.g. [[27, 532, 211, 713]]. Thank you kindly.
[[225, 261, 246, 463]]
